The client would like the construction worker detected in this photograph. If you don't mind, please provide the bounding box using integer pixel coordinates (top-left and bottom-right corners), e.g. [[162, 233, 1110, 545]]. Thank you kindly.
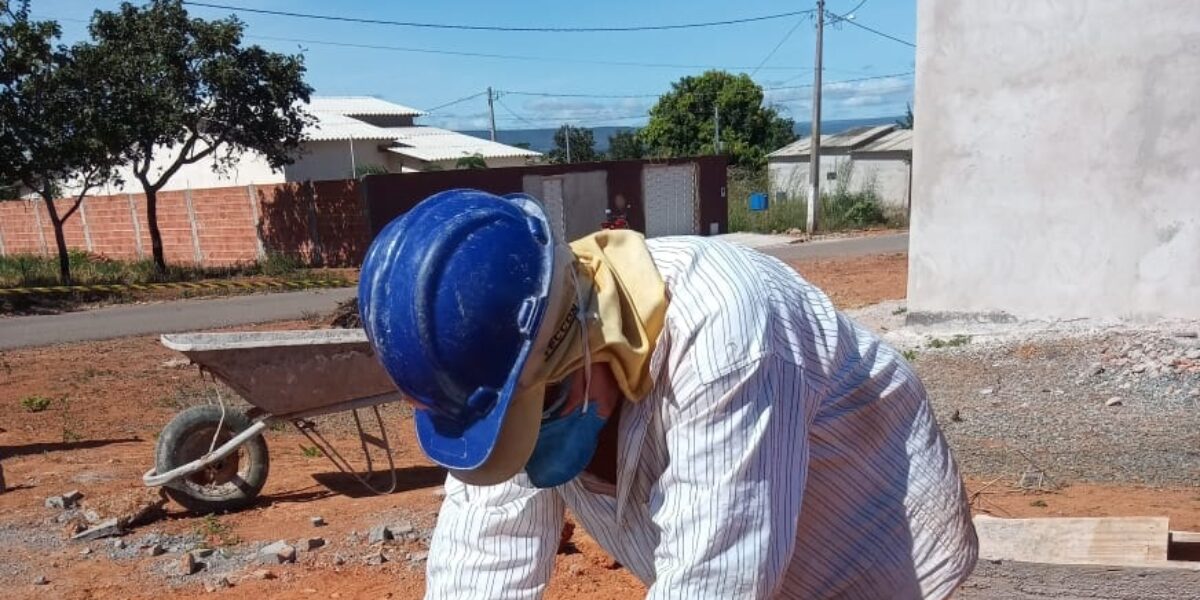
[[359, 189, 978, 599]]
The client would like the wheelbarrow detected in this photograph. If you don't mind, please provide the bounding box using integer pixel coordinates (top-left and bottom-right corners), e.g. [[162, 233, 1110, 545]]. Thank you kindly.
[[143, 330, 406, 513]]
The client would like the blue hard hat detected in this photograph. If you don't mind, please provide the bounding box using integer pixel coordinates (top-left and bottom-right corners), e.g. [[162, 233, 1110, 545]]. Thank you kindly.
[[359, 188, 561, 484]]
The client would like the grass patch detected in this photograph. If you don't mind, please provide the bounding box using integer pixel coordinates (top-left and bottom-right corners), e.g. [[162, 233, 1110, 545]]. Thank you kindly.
[[891, 307, 908, 316], [21, 395, 52, 412], [195, 515, 241, 547], [901, 349, 918, 362], [0, 250, 325, 289], [927, 335, 972, 349], [728, 166, 906, 234], [300, 445, 323, 458], [20, 395, 52, 412], [1030, 499, 1048, 508]]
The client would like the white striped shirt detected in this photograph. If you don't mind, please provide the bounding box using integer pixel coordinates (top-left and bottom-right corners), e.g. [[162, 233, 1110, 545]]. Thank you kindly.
[[425, 236, 978, 599]]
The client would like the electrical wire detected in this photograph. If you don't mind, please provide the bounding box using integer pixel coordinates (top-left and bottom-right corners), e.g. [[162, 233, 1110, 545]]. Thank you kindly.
[[765, 71, 912, 91], [500, 89, 660, 99], [248, 34, 812, 71], [825, 10, 914, 47], [750, 15, 811, 77], [183, 2, 815, 33], [494, 97, 540, 127], [423, 91, 488, 113]]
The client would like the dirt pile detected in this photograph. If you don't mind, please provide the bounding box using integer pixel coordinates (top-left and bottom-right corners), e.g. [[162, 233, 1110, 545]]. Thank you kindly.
[[327, 297, 361, 329]]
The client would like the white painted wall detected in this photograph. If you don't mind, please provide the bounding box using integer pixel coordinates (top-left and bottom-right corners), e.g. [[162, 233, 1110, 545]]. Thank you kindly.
[[768, 155, 846, 202], [909, 0, 1200, 322], [66, 138, 394, 196], [847, 156, 910, 211], [283, 139, 390, 181], [768, 153, 909, 211], [72, 140, 284, 196]]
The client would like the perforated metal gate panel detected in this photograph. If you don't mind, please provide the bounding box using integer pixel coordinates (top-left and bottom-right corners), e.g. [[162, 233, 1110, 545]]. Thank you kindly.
[[540, 178, 567, 242], [642, 164, 698, 238]]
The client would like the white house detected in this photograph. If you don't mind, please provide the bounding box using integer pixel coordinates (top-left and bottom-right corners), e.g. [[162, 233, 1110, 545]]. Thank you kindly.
[[84, 96, 542, 195], [767, 125, 912, 215]]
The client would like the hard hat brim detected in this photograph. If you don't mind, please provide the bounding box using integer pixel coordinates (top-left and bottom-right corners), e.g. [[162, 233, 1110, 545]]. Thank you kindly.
[[410, 193, 574, 485]]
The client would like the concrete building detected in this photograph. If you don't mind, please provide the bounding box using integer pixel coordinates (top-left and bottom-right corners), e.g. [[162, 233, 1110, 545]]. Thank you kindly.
[[908, 0, 1200, 322], [79, 96, 541, 196], [767, 125, 911, 215]]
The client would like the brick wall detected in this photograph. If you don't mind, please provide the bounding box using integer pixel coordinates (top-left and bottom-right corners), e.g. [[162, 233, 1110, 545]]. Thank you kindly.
[[0, 179, 368, 267]]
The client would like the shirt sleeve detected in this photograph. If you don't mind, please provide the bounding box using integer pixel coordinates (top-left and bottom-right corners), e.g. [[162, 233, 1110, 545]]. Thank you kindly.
[[425, 473, 565, 600], [647, 355, 811, 599]]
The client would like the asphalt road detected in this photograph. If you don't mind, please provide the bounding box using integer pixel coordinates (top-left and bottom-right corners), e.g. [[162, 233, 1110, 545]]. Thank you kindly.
[[0, 232, 909, 350], [0, 287, 356, 350], [758, 232, 908, 261]]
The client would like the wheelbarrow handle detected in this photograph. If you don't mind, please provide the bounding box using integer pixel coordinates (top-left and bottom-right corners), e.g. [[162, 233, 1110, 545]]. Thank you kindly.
[[143, 420, 269, 488]]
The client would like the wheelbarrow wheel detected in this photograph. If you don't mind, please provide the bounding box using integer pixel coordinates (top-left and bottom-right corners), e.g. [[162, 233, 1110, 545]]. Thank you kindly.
[[155, 405, 269, 514]]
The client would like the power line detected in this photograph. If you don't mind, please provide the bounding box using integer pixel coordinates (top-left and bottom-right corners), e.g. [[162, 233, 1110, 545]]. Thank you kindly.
[[751, 15, 811, 77], [498, 71, 913, 100], [183, 2, 815, 33], [500, 89, 659, 99], [765, 71, 912, 91], [248, 34, 812, 71], [424, 91, 488, 113], [825, 10, 914, 47], [494, 97, 540, 128]]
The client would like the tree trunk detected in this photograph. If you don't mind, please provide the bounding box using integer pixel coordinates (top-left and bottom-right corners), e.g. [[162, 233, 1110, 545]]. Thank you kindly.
[[41, 195, 72, 285], [145, 188, 166, 274]]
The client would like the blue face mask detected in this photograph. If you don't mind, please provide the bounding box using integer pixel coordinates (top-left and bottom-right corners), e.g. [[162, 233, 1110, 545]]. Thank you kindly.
[[525, 386, 608, 489]]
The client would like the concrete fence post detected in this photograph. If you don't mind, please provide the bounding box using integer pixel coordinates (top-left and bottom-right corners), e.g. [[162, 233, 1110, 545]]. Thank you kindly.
[[184, 185, 203, 264], [247, 184, 267, 261], [79, 196, 95, 253], [0, 215, 7, 255], [127, 193, 145, 259], [32, 199, 49, 256]]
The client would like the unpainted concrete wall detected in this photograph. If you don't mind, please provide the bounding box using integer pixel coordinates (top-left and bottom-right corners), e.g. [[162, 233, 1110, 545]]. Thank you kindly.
[[909, 0, 1200, 321]]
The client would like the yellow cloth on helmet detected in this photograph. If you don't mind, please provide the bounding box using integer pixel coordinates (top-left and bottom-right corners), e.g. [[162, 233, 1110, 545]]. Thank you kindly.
[[536, 230, 668, 402]]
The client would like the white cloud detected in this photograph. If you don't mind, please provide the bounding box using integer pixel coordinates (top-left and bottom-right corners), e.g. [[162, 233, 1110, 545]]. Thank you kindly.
[[421, 75, 912, 130], [764, 75, 913, 119]]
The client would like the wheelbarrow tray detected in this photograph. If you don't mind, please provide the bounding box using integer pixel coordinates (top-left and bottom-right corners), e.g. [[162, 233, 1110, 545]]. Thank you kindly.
[[160, 330, 398, 417]]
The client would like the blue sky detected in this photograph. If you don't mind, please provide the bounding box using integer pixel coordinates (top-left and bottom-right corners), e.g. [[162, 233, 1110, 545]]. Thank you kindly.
[[42, 1, 915, 130]]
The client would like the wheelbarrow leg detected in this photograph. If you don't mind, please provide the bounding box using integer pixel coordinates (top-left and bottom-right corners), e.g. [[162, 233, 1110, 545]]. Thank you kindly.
[[292, 407, 398, 495]]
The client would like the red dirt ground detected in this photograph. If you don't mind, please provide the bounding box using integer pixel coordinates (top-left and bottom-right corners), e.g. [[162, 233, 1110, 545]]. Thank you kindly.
[[0, 253, 1195, 599]]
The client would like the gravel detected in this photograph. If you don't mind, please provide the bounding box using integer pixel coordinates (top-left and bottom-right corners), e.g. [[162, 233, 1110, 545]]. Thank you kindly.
[[895, 330, 1200, 486], [958, 560, 1200, 599]]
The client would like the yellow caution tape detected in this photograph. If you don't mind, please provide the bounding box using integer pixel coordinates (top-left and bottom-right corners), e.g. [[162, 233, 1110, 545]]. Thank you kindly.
[[0, 279, 356, 297]]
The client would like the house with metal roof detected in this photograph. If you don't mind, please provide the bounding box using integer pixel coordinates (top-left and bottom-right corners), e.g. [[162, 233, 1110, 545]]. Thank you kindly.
[[76, 96, 542, 195], [767, 125, 913, 216]]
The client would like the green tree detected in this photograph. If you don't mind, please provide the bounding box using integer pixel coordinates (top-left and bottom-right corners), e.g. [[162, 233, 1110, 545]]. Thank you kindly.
[[548, 125, 597, 164], [642, 70, 796, 169], [454, 153, 488, 170], [895, 102, 914, 129], [606, 129, 644, 160], [0, 2, 125, 283], [74, 0, 313, 273]]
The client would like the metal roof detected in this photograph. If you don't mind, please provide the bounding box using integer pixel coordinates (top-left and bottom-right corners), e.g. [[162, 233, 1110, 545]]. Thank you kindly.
[[386, 127, 542, 162], [768, 125, 897, 158], [854, 128, 912, 153], [304, 112, 399, 142], [307, 96, 425, 117]]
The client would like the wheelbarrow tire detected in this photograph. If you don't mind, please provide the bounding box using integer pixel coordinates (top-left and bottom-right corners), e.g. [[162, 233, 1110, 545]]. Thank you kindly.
[[155, 404, 270, 514]]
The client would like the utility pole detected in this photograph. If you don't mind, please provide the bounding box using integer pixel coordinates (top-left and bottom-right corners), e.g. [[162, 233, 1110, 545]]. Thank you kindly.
[[807, 0, 825, 234], [714, 102, 721, 154], [487, 86, 497, 141], [565, 125, 572, 163]]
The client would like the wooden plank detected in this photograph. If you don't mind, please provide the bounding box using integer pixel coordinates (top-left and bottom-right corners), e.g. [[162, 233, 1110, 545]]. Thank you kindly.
[[975, 516, 1171, 567], [1171, 531, 1200, 544]]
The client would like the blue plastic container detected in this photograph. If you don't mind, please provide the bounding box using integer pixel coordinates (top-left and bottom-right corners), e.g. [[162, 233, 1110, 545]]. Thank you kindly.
[[748, 192, 769, 211]]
